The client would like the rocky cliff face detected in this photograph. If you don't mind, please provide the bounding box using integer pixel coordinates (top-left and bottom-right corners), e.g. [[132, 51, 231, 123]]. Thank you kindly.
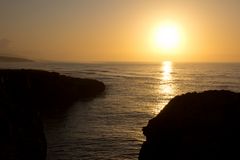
[[139, 90, 240, 160], [0, 69, 105, 160]]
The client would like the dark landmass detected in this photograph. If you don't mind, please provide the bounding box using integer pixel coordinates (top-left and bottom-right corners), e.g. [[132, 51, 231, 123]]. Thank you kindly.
[[139, 90, 240, 160], [0, 56, 33, 62], [0, 69, 105, 160]]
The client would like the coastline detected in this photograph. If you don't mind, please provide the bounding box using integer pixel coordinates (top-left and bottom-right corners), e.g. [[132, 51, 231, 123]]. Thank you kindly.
[[0, 69, 105, 160]]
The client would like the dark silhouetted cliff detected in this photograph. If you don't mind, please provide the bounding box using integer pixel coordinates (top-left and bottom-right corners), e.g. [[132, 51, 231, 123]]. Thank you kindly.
[[0, 69, 105, 160], [139, 90, 240, 160]]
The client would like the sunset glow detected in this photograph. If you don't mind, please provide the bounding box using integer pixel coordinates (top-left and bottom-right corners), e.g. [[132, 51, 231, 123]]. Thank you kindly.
[[153, 23, 180, 52], [1, 1, 240, 62], [1, 1, 240, 159]]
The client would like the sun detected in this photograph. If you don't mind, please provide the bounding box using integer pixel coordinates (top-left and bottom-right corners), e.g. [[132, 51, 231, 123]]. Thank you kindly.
[[152, 22, 181, 53], [155, 25, 180, 49]]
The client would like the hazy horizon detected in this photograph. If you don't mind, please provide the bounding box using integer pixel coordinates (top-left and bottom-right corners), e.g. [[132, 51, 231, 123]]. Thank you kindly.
[[1, 0, 240, 62]]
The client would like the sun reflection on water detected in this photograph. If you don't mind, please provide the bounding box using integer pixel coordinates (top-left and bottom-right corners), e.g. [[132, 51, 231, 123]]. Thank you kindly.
[[153, 61, 175, 115], [161, 61, 173, 95], [162, 61, 172, 81]]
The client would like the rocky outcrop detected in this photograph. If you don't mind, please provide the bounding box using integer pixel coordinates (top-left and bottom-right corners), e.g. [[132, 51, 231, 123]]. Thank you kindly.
[[0, 69, 105, 160], [0, 69, 105, 110], [139, 90, 240, 160]]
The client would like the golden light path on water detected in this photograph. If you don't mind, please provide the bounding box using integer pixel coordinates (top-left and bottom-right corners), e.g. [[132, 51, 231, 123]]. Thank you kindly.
[[153, 61, 175, 115]]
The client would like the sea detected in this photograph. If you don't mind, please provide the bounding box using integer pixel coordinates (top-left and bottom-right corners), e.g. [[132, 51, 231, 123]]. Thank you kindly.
[[0, 62, 240, 160]]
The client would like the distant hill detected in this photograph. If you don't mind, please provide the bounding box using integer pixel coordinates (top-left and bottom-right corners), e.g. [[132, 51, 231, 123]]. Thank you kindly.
[[0, 56, 33, 62]]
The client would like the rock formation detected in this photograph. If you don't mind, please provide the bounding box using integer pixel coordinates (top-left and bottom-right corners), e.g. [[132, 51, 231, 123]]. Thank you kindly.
[[139, 90, 240, 160], [0, 69, 105, 160]]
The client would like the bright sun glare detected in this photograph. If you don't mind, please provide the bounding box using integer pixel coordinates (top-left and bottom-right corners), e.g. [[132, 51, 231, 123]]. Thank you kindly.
[[152, 22, 181, 53]]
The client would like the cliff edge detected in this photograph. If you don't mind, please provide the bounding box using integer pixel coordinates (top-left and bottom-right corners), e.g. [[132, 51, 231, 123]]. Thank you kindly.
[[0, 69, 105, 160]]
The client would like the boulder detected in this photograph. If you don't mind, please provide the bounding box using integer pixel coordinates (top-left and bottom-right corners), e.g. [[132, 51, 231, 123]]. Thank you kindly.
[[139, 90, 240, 160]]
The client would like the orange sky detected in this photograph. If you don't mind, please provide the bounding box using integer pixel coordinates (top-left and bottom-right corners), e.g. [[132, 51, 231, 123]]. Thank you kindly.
[[0, 0, 240, 62]]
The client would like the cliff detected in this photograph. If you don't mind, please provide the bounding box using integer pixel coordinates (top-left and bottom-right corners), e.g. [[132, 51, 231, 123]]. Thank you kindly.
[[0, 69, 105, 160], [139, 90, 240, 160]]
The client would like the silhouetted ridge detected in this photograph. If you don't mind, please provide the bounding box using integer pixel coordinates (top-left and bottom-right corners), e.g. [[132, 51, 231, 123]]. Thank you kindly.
[[0, 69, 105, 160], [139, 90, 240, 160], [0, 69, 105, 110], [0, 56, 33, 62]]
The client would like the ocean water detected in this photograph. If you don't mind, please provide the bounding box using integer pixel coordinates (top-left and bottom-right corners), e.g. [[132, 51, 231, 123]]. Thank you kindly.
[[1, 62, 240, 160]]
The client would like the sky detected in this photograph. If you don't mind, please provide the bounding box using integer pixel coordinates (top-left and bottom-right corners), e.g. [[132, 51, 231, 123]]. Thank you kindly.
[[0, 0, 240, 62]]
